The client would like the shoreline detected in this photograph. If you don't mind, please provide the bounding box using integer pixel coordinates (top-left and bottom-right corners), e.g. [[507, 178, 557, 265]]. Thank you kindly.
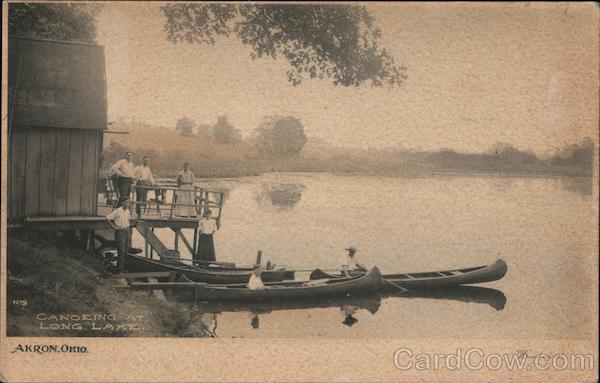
[[6, 231, 212, 338], [135, 169, 595, 183]]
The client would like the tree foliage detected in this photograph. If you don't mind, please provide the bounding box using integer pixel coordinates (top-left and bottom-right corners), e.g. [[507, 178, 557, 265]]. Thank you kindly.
[[175, 117, 195, 136], [213, 115, 241, 143], [253, 116, 308, 158], [486, 142, 540, 164], [197, 123, 214, 137], [162, 4, 406, 87], [549, 137, 594, 171], [8, 3, 99, 42]]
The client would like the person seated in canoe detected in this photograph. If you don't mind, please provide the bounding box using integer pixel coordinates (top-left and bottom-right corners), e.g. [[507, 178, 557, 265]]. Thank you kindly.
[[340, 246, 367, 277], [247, 265, 265, 290]]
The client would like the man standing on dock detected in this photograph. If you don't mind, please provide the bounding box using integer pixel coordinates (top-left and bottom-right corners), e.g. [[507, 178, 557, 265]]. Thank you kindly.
[[111, 151, 137, 207], [105, 198, 132, 273], [134, 156, 155, 217]]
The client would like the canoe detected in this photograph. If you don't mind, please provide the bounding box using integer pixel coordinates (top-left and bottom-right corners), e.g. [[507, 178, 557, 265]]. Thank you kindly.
[[190, 267, 382, 302], [124, 253, 295, 284], [128, 248, 266, 272], [129, 267, 383, 302], [309, 259, 507, 290]]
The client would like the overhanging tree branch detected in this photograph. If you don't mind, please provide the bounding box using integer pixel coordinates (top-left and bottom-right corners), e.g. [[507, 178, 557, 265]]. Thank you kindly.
[[161, 4, 407, 87]]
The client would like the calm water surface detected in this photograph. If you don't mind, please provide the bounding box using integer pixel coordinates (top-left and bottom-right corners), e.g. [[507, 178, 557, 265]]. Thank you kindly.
[[131, 173, 597, 339]]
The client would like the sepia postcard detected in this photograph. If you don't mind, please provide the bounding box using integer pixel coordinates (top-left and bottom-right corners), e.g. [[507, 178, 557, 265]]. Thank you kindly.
[[1, 2, 598, 382]]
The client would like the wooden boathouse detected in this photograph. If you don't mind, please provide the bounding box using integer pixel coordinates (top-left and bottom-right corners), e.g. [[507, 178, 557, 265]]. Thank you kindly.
[[8, 37, 106, 225], [7, 37, 223, 261]]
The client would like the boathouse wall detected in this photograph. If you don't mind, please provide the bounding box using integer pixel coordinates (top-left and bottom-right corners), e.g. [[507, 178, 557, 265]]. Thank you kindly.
[[8, 37, 107, 223]]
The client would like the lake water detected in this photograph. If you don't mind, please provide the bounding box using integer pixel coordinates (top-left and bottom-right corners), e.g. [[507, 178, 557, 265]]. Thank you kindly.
[[131, 173, 597, 339]]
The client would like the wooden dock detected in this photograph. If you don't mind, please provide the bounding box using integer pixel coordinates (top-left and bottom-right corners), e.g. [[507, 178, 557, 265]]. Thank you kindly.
[[98, 183, 225, 260], [14, 181, 225, 263], [134, 221, 181, 259]]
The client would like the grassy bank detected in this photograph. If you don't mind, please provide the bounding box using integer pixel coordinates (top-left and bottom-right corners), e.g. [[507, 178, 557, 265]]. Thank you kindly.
[[7, 231, 211, 337]]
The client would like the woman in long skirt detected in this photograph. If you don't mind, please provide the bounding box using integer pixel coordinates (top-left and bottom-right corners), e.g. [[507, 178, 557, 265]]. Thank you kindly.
[[175, 163, 196, 217], [195, 208, 217, 263]]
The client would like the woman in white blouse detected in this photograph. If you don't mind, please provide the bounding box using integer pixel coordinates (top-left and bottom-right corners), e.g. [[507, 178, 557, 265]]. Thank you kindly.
[[175, 162, 196, 217], [195, 208, 218, 263]]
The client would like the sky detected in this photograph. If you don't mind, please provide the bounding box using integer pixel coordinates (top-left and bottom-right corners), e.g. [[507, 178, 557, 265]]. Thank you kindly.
[[96, 3, 599, 154]]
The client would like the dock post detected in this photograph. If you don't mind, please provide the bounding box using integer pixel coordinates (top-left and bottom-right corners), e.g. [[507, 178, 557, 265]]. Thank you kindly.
[[144, 226, 148, 258], [193, 226, 198, 256], [174, 229, 179, 252], [203, 191, 208, 216], [217, 192, 224, 229], [256, 250, 262, 266], [85, 230, 94, 252], [169, 190, 175, 219], [150, 227, 154, 259], [127, 228, 132, 255]]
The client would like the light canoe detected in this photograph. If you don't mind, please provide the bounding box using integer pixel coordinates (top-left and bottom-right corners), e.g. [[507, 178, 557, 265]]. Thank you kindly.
[[309, 259, 507, 290]]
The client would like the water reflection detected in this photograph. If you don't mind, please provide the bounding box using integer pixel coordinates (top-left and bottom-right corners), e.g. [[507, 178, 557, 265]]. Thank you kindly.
[[559, 176, 593, 196], [253, 183, 305, 209], [170, 173, 591, 339], [389, 286, 507, 311], [189, 286, 505, 335], [194, 295, 381, 333], [195, 294, 382, 315], [341, 305, 359, 326]]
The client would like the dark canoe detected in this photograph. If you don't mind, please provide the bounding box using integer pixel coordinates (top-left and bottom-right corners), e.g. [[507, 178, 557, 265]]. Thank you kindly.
[[309, 259, 507, 290], [141, 267, 383, 302], [127, 248, 262, 272], [124, 253, 295, 284]]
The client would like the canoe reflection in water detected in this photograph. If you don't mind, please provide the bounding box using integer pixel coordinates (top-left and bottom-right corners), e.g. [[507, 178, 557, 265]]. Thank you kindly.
[[196, 294, 382, 316], [392, 286, 507, 311], [251, 315, 260, 329], [190, 286, 506, 332]]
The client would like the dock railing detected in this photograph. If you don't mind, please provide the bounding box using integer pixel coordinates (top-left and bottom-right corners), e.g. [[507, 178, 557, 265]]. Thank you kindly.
[[99, 178, 224, 227]]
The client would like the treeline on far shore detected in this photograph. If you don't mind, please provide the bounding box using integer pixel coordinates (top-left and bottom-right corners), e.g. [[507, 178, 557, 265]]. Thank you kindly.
[[100, 122, 594, 179]]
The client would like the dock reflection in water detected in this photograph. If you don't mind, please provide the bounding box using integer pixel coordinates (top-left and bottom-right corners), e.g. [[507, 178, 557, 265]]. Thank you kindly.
[[191, 287, 506, 336]]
